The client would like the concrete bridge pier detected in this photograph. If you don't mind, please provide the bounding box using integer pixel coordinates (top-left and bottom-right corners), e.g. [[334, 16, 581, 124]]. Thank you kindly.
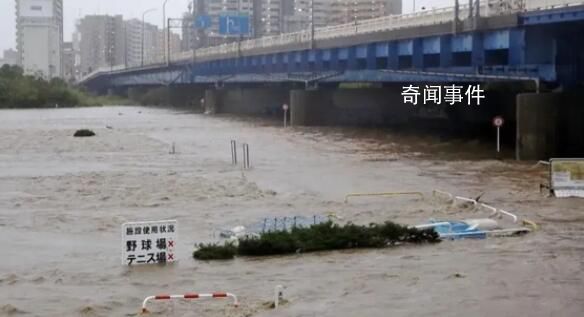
[[127, 86, 148, 101], [167, 85, 205, 109], [290, 89, 331, 126], [516, 92, 584, 160], [221, 87, 289, 115], [204, 89, 222, 114], [290, 87, 412, 126], [516, 93, 560, 160], [204, 87, 290, 115], [106, 86, 129, 97]]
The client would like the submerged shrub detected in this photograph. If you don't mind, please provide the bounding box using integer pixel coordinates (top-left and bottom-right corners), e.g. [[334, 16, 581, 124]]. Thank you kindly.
[[193, 242, 237, 260], [193, 221, 439, 260]]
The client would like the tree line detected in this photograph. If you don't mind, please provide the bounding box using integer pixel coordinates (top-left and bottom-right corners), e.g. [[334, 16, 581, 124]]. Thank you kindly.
[[0, 64, 100, 108]]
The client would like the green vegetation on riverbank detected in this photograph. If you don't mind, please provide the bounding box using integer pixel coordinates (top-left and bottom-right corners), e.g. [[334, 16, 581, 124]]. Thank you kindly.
[[0, 65, 129, 108], [193, 221, 440, 260]]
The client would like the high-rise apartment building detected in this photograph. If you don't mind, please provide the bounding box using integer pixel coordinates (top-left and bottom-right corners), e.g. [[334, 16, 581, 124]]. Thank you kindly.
[[287, 0, 401, 32], [164, 31, 182, 60], [291, 0, 333, 31], [330, 0, 402, 25], [15, 0, 63, 78], [143, 23, 163, 65], [256, 0, 295, 36], [78, 15, 125, 75], [181, 11, 196, 51], [62, 42, 76, 81], [0, 49, 19, 66], [124, 19, 144, 67]]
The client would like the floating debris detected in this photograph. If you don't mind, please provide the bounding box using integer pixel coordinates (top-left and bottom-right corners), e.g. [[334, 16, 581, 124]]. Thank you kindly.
[[218, 215, 329, 239], [73, 129, 96, 137]]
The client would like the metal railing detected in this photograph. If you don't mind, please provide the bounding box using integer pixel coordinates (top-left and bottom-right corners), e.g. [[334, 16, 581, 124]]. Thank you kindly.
[[230, 140, 238, 165], [526, 0, 584, 9], [141, 292, 238, 314], [79, 0, 581, 83], [242, 143, 251, 170]]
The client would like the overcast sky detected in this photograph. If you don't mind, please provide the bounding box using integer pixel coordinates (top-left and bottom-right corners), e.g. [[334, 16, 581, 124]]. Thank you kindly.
[[0, 0, 451, 54]]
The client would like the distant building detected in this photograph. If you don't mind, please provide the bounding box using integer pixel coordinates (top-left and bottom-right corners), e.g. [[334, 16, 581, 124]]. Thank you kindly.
[[143, 23, 163, 65], [124, 19, 143, 67], [125, 18, 182, 66], [77, 15, 125, 75], [256, 0, 295, 36], [164, 30, 182, 60], [330, 0, 402, 25], [286, 0, 401, 32], [282, 14, 305, 33], [187, 0, 255, 47], [15, 0, 63, 78], [181, 12, 195, 51], [291, 0, 333, 31], [62, 42, 76, 81], [0, 49, 19, 66], [178, 0, 399, 48]]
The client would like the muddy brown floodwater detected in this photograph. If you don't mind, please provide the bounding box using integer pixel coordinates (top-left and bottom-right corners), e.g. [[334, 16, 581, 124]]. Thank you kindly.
[[0, 106, 583, 317]]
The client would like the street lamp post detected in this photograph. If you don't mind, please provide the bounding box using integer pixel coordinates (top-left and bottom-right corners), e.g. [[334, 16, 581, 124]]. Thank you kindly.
[[141, 8, 157, 67], [453, 0, 460, 34], [163, 0, 170, 65], [310, 0, 315, 49]]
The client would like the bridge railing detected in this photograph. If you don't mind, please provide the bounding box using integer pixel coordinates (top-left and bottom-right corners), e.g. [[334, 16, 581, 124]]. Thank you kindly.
[[241, 30, 308, 51], [526, 0, 584, 9], [172, 0, 520, 61], [352, 6, 458, 36]]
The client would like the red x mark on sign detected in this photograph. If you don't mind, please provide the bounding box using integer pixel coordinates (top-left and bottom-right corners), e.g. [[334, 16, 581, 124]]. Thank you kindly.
[[168, 253, 174, 261], [168, 240, 174, 248]]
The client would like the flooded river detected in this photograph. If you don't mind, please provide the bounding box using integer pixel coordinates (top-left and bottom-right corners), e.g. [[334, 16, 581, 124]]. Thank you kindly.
[[0, 106, 582, 317]]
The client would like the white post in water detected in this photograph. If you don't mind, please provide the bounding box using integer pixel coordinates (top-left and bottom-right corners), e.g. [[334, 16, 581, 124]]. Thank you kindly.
[[497, 126, 500, 152], [492, 116, 504, 155], [274, 285, 284, 309], [282, 104, 289, 128]]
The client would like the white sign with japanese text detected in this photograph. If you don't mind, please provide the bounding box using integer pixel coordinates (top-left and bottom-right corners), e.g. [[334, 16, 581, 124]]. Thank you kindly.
[[122, 220, 177, 265], [550, 159, 584, 198]]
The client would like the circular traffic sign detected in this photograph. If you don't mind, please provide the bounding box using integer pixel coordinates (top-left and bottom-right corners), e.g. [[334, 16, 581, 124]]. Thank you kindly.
[[282, 104, 289, 111], [493, 116, 504, 127]]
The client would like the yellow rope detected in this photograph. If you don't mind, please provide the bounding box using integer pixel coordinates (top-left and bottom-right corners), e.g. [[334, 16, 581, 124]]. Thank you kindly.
[[522, 219, 539, 231]]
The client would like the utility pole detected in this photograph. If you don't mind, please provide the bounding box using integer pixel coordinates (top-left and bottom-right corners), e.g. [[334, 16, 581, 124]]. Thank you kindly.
[[453, 0, 459, 34], [237, 0, 243, 57], [474, 0, 481, 29], [167, 18, 171, 65], [310, 0, 315, 49], [163, 0, 170, 65], [141, 8, 157, 67], [191, 0, 200, 64]]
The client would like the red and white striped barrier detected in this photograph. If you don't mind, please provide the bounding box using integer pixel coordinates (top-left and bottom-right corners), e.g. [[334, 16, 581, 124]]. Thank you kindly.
[[141, 292, 239, 314]]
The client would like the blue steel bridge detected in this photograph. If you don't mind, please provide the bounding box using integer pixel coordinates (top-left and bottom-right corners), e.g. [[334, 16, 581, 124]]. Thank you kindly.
[[79, 0, 584, 161], [80, 0, 584, 91]]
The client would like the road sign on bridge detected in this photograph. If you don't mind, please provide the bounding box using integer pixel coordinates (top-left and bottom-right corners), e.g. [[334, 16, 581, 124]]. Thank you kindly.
[[219, 15, 250, 36], [195, 15, 212, 29]]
